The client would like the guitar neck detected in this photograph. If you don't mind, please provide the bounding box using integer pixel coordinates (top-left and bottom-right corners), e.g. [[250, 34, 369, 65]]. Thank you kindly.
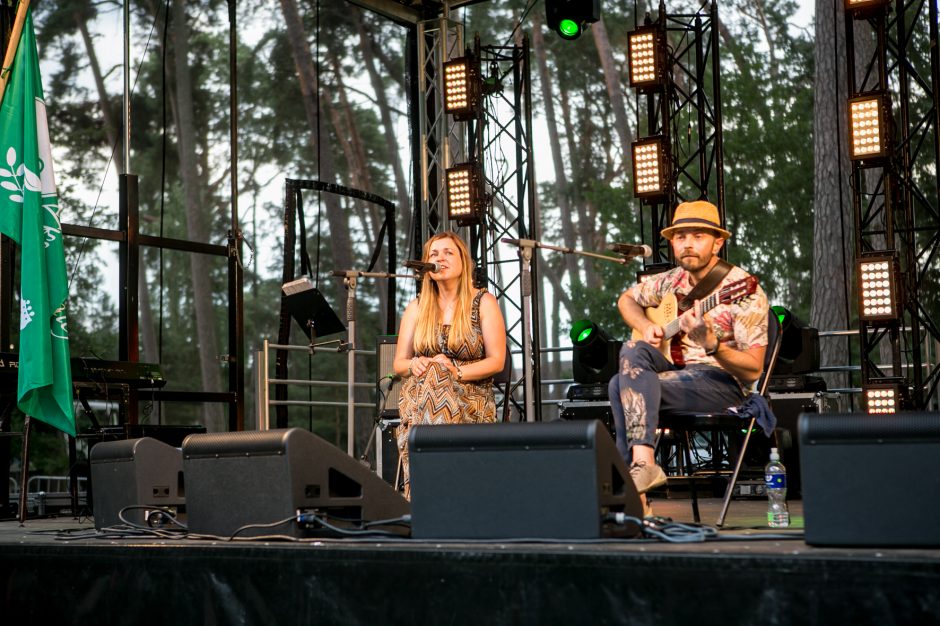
[[662, 292, 719, 340]]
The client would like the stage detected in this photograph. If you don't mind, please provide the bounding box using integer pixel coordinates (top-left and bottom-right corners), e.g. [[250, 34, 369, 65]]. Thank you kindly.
[[2, 498, 939, 625]]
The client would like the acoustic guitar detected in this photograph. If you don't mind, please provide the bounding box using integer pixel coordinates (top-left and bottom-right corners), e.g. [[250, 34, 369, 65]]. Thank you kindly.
[[631, 276, 758, 365]]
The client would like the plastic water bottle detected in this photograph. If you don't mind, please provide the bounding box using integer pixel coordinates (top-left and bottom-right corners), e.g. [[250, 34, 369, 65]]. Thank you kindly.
[[765, 447, 790, 528]]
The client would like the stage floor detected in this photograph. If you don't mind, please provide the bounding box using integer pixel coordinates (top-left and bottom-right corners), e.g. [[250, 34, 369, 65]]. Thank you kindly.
[[2, 497, 940, 625]]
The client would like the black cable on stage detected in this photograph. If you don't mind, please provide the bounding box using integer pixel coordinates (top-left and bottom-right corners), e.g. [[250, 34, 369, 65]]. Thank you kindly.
[[296, 513, 405, 538], [118, 504, 188, 531]]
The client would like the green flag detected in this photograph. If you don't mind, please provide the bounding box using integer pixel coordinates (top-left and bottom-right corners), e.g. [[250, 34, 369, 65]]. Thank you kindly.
[[0, 9, 75, 436]]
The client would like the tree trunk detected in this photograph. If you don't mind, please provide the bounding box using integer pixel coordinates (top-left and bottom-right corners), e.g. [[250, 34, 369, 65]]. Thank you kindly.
[[280, 0, 372, 452], [75, 10, 160, 366], [591, 19, 634, 168], [171, 0, 223, 427], [325, 51, 390, 331], [811, 0, 853, 391], [279, 0, 353, 309], [355, 11, 411, 238]]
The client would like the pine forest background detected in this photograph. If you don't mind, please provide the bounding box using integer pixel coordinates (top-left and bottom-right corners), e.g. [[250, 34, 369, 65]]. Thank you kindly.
[[6, 0, 926, 474]]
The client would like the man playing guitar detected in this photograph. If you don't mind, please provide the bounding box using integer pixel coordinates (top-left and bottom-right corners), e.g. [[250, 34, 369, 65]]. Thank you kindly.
[[609, 200, 769, 511]]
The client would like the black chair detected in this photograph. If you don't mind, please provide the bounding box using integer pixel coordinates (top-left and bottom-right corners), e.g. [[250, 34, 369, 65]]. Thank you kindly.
[[656, 309, 782, 526], [493, 345, 515, 423]]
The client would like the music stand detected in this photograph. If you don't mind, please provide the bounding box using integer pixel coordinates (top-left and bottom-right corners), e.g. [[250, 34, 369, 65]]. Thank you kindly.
[[282, 278, 345, 341]]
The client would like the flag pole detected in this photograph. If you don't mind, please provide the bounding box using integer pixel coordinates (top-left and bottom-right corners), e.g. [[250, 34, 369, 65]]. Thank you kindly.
[[0, 0, 31, 107]]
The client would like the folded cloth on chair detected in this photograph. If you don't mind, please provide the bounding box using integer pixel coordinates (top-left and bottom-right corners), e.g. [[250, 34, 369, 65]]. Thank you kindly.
[[727, 393, 777, 437]]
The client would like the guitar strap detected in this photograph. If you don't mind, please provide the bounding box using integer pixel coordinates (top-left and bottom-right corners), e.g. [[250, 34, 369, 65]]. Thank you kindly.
[[677, 258, 734, 312]]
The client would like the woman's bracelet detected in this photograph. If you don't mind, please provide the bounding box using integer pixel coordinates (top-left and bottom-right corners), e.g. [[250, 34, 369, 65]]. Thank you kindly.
[[451, 358, 464, 381]]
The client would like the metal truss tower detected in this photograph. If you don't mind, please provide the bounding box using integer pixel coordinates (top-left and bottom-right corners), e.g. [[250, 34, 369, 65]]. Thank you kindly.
[[633, 0, 725, 264], [845, 0, 940, 409], [415, 16, 465, 246], [414, 24, 539, 419], [474, 36, 541, 420]]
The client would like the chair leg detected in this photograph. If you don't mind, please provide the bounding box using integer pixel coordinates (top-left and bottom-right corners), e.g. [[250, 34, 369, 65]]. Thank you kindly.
[[683, 430, 700, 523], [716, 417, 757, 528]]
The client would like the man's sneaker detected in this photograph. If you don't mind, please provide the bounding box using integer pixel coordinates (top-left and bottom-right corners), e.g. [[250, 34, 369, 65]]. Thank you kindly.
[[629, 461, 667, 494]]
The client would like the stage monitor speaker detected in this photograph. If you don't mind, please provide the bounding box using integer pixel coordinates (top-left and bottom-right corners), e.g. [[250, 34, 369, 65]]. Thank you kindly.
[[408, 420, 642, 540], [799, 412, 940, 546], [89, 437, 184, 530], [182, 428, 409, 538]]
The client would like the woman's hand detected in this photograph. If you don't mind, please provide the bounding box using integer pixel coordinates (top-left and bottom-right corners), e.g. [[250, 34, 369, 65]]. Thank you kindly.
[[410, 356, 433, 377], [431, 354, 459, 378]]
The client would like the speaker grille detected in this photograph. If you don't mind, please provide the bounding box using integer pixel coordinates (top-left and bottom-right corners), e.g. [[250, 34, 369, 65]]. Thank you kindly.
[[182, 429, 292, 458], [377, 336, 400, 413], [411, 420, 598, 451], [800, 412, 940, 443]]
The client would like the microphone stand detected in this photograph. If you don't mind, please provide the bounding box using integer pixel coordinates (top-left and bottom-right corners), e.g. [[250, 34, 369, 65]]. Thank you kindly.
[[501, 238, 643, 423], [511, 240, 638, 266], [331, 269, 416, 457]]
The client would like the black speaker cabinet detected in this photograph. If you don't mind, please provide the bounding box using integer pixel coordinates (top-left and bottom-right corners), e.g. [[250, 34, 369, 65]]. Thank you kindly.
[[89, 437, 185, 530], [182, 428, 409, 538], [799, 412, 940, 546], [408, 420, 642, 540], [559, 400, 617, 441], [375, 417, 400, 485]]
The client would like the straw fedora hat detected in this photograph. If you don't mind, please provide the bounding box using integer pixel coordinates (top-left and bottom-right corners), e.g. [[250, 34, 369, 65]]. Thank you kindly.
[[660, 200, 732, 240]]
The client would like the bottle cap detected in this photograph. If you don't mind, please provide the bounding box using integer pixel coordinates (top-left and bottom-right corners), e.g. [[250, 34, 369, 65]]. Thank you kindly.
[[770, 447, 780, 461]]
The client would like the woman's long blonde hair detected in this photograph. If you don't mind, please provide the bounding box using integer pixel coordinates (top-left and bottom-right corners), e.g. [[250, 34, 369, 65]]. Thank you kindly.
[[413, 231, 478, 354]]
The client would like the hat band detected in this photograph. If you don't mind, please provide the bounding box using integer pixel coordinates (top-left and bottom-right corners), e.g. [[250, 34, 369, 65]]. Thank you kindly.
[[669, 217, 723, 229]]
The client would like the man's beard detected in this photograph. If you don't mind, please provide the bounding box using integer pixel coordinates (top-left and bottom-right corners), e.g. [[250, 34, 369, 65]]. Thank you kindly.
[[678, 252, 712, 272]]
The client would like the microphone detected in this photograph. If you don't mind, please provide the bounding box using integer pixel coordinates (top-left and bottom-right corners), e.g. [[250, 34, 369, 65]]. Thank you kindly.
[[404, 260, 440, 273], [608, 242, 653, 258], [500, 237, 537, 247]]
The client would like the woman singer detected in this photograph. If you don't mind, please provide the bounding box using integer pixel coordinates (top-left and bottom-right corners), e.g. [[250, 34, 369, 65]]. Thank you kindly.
[[393, 231, 507, 499]]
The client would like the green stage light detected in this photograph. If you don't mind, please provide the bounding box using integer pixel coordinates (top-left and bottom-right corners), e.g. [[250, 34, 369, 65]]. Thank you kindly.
[[771, 305, 789, 328], [559, 19, 580, 38], [769, 305, 819, 375], [546, 0, 600, 41], [569, 320, 620, 384]]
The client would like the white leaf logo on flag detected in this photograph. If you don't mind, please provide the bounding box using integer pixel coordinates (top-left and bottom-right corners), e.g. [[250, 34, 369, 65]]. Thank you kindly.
[[23, 167, 40, 192], [0, 147, 29, 204], [52, 306, 69, 340]]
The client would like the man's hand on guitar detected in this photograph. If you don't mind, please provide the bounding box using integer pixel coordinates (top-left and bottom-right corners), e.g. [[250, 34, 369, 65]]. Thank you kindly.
[[642, 323, 665, 348], [680, 299, 718, 352]]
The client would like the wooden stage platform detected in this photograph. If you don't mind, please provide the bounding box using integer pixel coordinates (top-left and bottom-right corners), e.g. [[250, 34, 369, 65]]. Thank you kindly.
[[2, 498, 939, 625]]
